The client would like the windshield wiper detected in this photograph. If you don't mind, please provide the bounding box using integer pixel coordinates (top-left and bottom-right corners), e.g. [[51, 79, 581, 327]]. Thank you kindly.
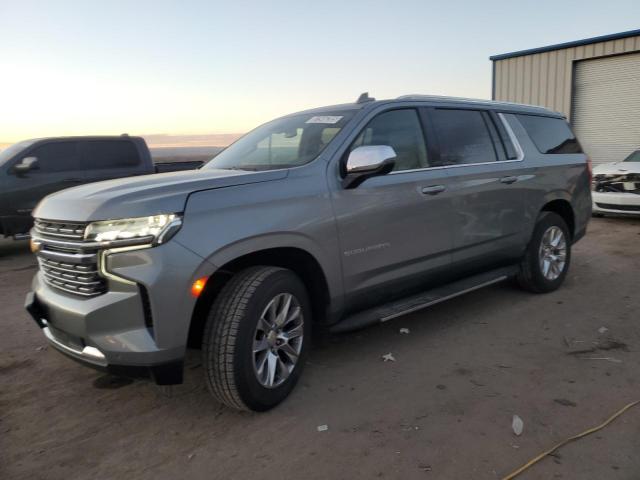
[[219, 166, 260, 171]]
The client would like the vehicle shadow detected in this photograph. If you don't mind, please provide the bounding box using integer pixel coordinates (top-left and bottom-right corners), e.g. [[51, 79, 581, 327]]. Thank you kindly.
[[595, 214, 640, 225], [104, 281, 522, 420], [0, 238, 31, 258]]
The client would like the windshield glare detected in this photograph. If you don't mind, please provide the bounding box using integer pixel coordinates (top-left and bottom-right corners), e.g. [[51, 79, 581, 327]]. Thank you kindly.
[[0, 140, 34, 166], [204, 111, 356, 171], [623, 150, 640, 162]]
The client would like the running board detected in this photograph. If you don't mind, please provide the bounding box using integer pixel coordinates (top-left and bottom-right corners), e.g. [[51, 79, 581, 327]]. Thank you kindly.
[[330, 265, 518, 333]]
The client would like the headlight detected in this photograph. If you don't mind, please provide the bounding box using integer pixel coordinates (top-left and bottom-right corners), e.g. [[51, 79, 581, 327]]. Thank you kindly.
[[84, 214, 182, 245]]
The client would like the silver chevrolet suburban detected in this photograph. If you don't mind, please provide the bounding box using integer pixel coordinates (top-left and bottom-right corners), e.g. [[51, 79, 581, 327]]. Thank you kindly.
[[25, 94, 592, 411]]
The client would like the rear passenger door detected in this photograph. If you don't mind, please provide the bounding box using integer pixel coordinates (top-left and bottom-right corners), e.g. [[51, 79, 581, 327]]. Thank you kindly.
[[80, 140, 148, 184], [424, 107, 527, 270], [332, 108, 455, 310]]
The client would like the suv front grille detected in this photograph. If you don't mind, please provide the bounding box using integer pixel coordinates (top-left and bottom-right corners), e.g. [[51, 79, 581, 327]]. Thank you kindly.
[[34, 219, 87, 241], [38, 257, 107, 296], [593, 173, 640, 194], [33, 219, 107, 297]]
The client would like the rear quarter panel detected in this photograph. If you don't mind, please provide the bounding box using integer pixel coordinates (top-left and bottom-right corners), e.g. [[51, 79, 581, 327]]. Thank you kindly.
[[506, 113, 591, 241]]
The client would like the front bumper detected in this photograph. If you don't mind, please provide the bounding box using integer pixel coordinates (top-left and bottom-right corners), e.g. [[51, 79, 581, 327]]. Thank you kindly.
[[592, 191, 640, 215], [26, 291, 108, 365], [25, 240, 212, 384], [25, 282, 184, 384]]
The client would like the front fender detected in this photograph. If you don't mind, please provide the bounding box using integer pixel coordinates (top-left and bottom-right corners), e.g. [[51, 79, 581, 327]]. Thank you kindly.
[[180, 231, 342, 299], [202, 232, 328, 269], [175, 172, 344, 308]]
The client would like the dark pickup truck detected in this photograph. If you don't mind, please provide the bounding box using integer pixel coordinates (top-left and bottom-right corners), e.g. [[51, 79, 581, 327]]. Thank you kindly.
[[0, 135, 204, 237]]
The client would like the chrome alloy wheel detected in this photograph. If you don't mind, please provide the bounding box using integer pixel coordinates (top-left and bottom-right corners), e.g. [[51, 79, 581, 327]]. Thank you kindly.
[[252, 293, 304, 388], [538, 226, 567, 281]]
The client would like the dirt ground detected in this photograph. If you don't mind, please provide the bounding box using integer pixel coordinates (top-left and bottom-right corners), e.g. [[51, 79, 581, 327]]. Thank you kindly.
[[1, 217, 639, 480]]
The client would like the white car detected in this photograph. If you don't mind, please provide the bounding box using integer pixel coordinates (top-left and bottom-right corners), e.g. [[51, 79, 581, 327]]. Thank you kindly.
[[592, 150, 640, 216]]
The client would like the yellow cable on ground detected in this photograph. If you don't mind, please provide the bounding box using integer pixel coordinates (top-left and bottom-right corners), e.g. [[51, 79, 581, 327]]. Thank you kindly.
[[502, 400, 640, 480]]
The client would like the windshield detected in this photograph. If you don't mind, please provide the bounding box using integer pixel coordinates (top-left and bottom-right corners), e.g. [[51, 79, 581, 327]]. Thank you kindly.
[[0, 140, 35, 166], [204, 110, 356, 171], [623, 150, 640, 162]]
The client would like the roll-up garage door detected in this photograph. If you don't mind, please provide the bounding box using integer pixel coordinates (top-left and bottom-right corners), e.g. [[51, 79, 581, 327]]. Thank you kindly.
[[572, 52, 640, 166]]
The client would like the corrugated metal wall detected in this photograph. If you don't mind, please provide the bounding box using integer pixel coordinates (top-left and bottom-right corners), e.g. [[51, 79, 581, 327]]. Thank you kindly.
[[493, 35, 640, 120], [572, 53, 640, 165]]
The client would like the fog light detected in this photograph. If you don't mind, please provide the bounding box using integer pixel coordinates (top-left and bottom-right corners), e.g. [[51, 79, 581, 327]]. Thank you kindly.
[[82, 346, 105, 360], [191, 277, 208, 297], [30, 239, 41, 254]]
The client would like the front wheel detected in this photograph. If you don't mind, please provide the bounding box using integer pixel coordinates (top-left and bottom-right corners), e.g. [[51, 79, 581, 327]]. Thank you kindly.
[[517, 212, 571, 293], [202, 266, 311, 411]]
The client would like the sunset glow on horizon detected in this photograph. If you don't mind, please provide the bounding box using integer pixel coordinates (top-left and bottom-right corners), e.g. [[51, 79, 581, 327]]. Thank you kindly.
[[1, 0, 638, 146]]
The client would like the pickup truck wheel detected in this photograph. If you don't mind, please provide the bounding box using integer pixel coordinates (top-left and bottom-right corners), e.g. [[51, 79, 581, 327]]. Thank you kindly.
[[517, 212, 571, 293], [202, 266, 311, 411]]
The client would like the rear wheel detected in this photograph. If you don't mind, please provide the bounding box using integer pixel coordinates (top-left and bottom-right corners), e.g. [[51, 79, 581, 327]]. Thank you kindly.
[[517, 212, 571, 293], [202, 266, 311, 411]]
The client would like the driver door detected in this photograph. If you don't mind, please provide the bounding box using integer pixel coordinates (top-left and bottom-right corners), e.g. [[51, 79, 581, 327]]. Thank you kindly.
[[330, 108, 454, 311]]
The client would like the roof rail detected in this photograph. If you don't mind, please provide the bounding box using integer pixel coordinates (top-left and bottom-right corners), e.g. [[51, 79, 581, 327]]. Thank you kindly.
[[395, 94, 563, 116]]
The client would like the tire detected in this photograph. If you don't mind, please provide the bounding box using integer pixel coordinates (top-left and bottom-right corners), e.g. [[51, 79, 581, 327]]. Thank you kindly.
[[517, 212, 571, 293], [592, 212, 604, 218], [202, 266, 311, 411]]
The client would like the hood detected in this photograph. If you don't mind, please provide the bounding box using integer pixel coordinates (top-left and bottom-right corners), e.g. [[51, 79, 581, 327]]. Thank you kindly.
[[593, 162, 640, 175], [33, 168, 288, 221]]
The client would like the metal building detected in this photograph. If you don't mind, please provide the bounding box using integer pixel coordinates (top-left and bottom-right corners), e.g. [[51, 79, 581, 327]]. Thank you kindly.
[[491, 29, 640, 165]]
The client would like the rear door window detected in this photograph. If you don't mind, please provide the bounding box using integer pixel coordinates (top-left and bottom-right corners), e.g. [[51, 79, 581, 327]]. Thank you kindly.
[[430, 109, 498, 165], [516, 115, 582, 154], [83, 141, 141, 169], [27, 142, 81, 172]]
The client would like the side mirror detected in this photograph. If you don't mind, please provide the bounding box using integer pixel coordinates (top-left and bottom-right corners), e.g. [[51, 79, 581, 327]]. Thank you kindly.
[[13, 156, 39, 174], [343, 145, 396, 188]]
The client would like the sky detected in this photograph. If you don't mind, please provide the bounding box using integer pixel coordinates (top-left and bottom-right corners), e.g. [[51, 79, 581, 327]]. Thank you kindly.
[[1, 0, 639, 145]]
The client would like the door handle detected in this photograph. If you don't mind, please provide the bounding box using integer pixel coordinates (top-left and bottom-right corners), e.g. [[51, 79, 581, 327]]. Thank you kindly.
[[500, 176, 518, 185], [421, 185, 446, 195]]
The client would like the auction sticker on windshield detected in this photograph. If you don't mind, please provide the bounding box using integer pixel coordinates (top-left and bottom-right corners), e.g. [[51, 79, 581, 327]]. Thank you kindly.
[[306, 116, 343, 124]]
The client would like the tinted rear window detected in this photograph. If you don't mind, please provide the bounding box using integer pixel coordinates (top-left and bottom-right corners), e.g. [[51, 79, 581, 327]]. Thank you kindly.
[[516, 115, 582, 154], [84, 141, 141, 169], [431, 109, 497, 165]]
